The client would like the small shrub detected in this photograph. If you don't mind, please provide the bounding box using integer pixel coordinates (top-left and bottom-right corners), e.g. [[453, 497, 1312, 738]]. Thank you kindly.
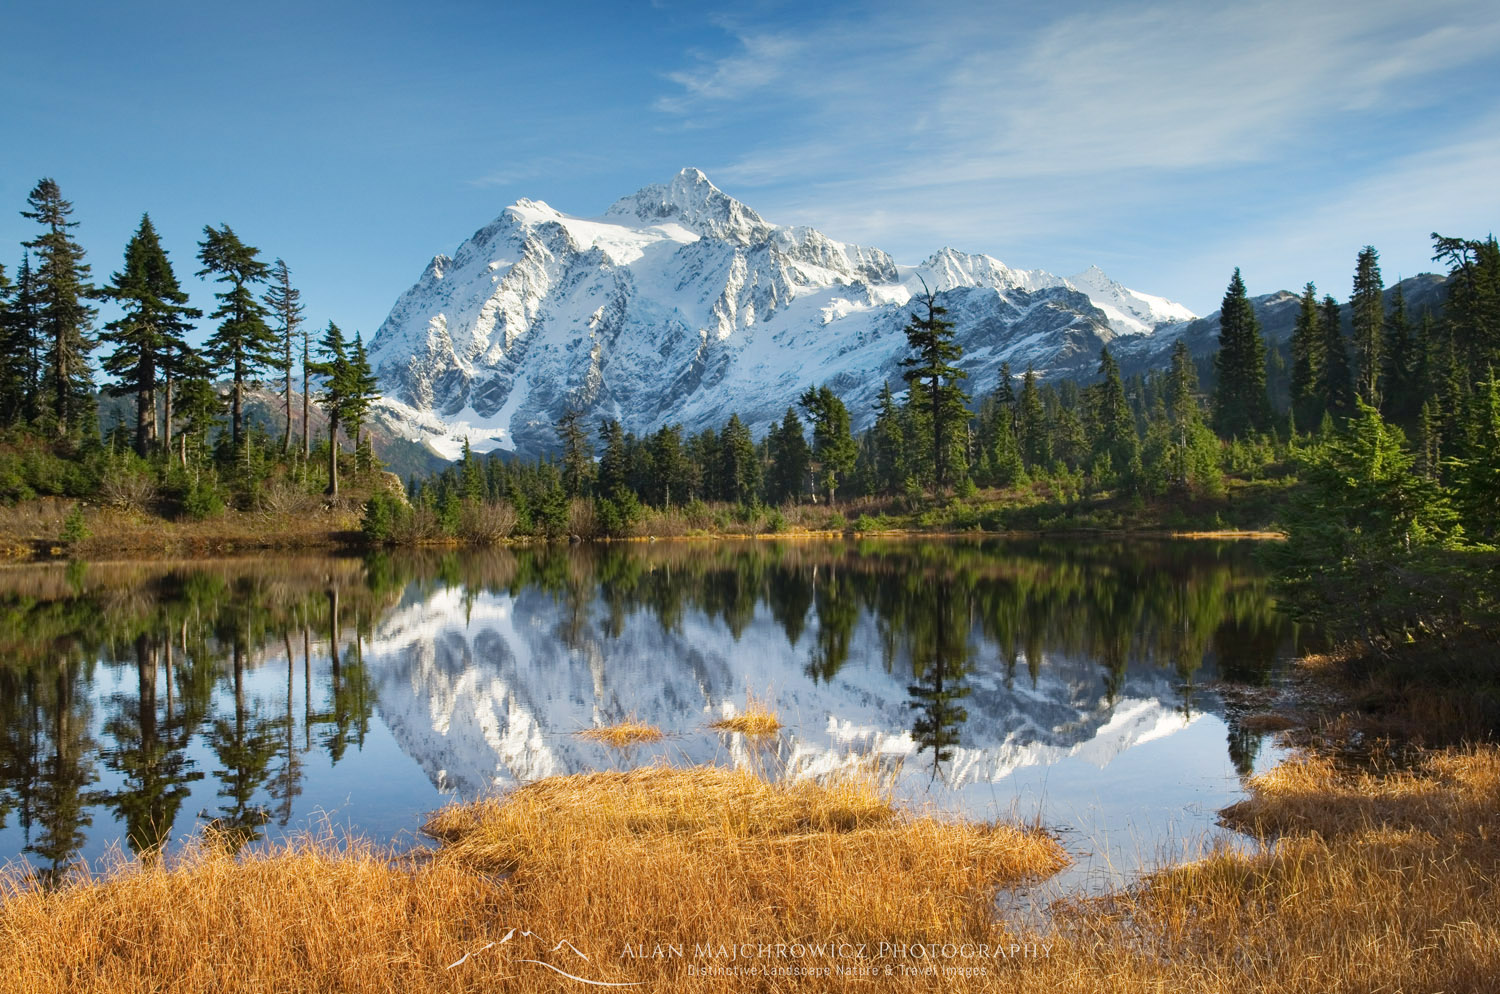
[[458, 501, 518, 543], [362, 491, 408, 544], [827, 511, 847, 532], [183, 479, 226, 520], [60, 504, 90, 545], [595, 490, 642, 538]]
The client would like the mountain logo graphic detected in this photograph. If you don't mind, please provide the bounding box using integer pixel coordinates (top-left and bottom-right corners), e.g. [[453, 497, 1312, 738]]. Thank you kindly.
[[447, 927, 639, 987]]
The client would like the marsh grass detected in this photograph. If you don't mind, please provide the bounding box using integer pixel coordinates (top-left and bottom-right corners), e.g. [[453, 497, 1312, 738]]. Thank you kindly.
[[576, 719, 664, 747], [0, 765, 1065, 993], [6, 753, 1499, 993], [710, 693, 783, 736]]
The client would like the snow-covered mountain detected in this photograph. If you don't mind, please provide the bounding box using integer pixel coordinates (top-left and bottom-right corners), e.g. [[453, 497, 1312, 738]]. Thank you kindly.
[[369, 168, 1199, 459]]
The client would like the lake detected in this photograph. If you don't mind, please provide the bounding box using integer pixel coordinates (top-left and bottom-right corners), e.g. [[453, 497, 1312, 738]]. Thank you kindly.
[[0, 538, 1310, 888]]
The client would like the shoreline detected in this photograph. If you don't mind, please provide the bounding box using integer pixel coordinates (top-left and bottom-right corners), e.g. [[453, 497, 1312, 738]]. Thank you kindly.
[[2, 640, 1493, 992]]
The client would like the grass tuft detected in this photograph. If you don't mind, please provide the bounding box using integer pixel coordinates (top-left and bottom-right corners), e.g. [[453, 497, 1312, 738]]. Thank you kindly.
[[576, 719, 663, 747], [710, 693, 783, 736]]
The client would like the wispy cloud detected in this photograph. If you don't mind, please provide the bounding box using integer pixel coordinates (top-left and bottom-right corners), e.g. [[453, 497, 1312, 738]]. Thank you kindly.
[[466, 153, 617, 190], [653, 0, 1500, 304]]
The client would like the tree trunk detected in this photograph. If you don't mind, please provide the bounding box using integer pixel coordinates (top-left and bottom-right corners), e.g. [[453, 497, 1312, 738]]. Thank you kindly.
[[327, 417, 339, 497], [283, 358, 292, 456], [302, 333, 311, 461], [162, 369, 174, 461]]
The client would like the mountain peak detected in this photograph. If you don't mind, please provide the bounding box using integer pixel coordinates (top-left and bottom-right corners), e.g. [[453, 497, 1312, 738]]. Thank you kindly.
[[604, 167, 768, 244]]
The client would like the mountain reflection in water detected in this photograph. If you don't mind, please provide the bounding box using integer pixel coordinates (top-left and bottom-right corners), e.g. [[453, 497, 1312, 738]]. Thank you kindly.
[[0, 539, 1312, 883]]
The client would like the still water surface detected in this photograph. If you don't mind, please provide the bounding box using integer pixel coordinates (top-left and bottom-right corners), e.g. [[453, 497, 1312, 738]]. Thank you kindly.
[[0, 539, 1309, 886]]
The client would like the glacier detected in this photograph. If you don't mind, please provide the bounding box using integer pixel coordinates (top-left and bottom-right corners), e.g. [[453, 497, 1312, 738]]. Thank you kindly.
[[367, 168, 1200, 460]]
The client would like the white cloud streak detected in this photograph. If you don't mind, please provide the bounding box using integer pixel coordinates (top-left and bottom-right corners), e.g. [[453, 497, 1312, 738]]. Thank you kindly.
[[652, 0, 1500, 304]]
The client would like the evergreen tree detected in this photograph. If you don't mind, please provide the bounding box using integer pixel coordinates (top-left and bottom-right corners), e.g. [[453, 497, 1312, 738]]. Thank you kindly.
[[1017, 367, 1049, 469], [799, 384, 856, 503], [766, 407, 811, 504], [1380, 284, 1417, 426], [196, 224, 275, 454], [21, 179, 97, 437], [597, 419, 630, 498], [1318, 294, 1355, 418], [1088, 347, 1139, 489], [1350, 245, 1384, 408], [1431, 233, 1500, 384], [175, 376, 223, 467], [1211, 268, 1270, 438], [718, 414, 760, 504], [7, 253, 43, 425], [0, 262, 16, 424], [101, 215, 200, 456], [1165, 340, 1223, 497], [900, 283, 969, 489], [1289, 282, 1324, 431], [342, 333, 379, 465], [556, 408, 593, 499], [871, 382, 906, 495], [263, 259, 304, 456], [309, 321, 352, 496], [1453, 373, 1500, 544]]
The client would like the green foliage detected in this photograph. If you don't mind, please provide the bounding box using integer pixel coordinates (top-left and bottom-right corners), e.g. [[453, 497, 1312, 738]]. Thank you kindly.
[[197, 223, 274, 452], [101, 214, 199, 456], [60, 504, 90, 545], [800, 384, 856, 502], [1350, 245, 1384, 409], [22, 178, 97, 438], [1212, 268, 1271, 439], [1269, 400, 1462, 641], [361, 490, 408, 544], [594, 488, 642, 537], [900, 283, 969, 489]]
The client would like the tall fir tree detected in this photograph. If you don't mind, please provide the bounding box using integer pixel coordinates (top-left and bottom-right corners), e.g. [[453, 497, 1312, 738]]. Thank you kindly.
[[597, 418, 630, 498], [0, 262, 15, 424], [1211, 268, 1271, 439], [1017, 366, 1049, 469], [871, 381, 906, 495], [263, 259, 305, 456], [101, 214, 200, 456], [21, 179, 97, 438], [556, 407, 593, 499], [309, 321, 352, 496], [196, 224, 276, 454], [1318, 294, 1355, 419], [900, 283, 969, 489], [766, 407, 811, 504], [799, 384, 856, 504], [1089, 347, 1140, 489], [1431, 233, 1500, 385], [8, 253, 43, 425], [1288, 282, 1324, 431], [1380, 283, 1416, 425], [343, 332, 379, 465], [1350, 245, 1384, 409], [718, 414, 760, 504]]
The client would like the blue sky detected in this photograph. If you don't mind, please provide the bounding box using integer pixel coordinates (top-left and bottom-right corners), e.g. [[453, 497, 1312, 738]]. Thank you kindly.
[[2, 0, 1497, 345]]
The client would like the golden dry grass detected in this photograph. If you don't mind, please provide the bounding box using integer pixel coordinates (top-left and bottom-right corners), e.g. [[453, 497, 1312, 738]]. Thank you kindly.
[[6, 752, 1499, 993], [576, 719, 664, 747], [0, 765, 1066, 993], [710, 694, 783, 736]]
